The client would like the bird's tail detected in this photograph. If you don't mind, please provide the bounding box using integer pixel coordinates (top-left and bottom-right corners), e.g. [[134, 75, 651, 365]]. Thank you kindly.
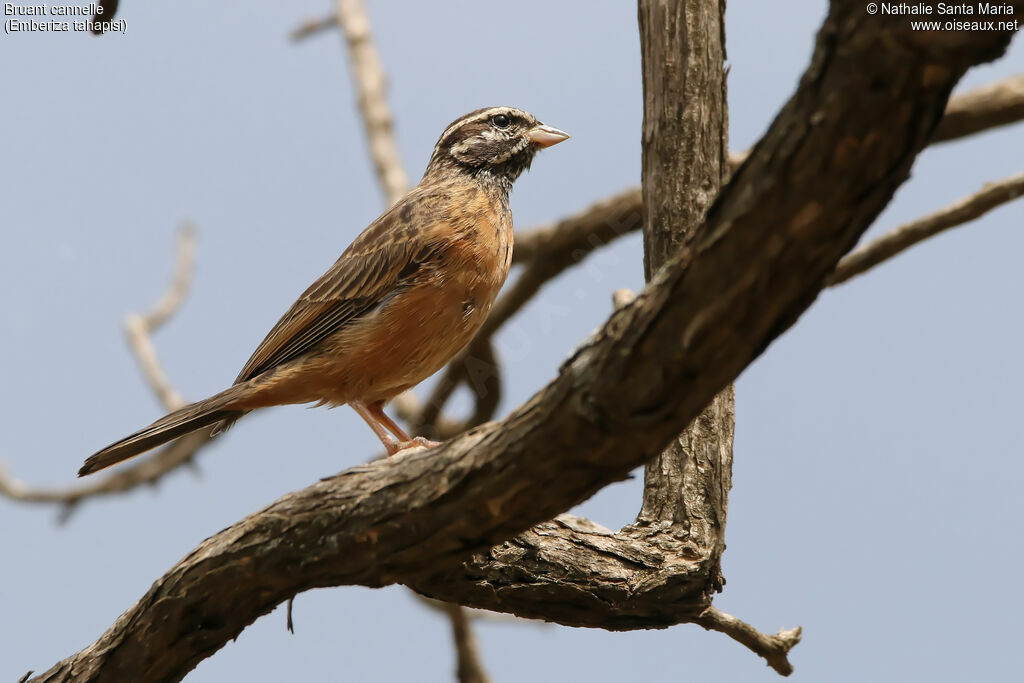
[[79, 384, 251, 477]]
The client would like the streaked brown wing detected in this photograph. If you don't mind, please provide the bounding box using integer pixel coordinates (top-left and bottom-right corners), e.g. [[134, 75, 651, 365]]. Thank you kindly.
[[234, 193, 442, 384]]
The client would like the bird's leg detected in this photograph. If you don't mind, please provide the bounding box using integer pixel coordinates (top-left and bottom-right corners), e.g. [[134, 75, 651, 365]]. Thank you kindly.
[[349, 400, 439, 456], [367, 400, 440, 454], [367, 401, 412, 441], [349, 400, 402, 454]]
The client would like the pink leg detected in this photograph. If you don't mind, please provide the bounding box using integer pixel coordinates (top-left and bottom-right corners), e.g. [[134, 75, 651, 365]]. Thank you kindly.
[[367, 401, 412, 441], [349, 400, 401, 454], [349, 400, 440, 456]]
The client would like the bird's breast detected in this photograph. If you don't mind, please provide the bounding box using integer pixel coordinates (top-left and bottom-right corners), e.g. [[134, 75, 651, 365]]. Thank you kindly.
[[308, 186, 514, 405]]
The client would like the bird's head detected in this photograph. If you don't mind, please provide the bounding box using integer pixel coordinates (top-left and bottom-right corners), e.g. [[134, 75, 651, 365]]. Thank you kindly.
[[424, 106, 569, 189]]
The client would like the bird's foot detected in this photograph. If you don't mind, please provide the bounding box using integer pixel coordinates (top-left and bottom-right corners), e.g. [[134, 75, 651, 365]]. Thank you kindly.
[[386, 436, 441, 457]]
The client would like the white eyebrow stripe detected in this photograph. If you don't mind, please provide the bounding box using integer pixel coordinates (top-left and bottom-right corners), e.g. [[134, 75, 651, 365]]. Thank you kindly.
[[431, 107, 525, 160]]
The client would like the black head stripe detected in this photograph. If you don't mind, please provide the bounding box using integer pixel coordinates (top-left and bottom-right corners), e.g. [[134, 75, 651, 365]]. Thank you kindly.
[[432, 107, 532, 157], [425, 106, 542, 185]]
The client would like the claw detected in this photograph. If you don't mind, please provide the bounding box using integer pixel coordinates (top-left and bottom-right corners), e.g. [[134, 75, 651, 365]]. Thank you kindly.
[[388, 436, 440, 456]]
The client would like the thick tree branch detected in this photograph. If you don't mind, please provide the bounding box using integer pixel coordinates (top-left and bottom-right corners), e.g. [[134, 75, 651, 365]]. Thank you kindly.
[[28, 7, 1019, 681], [635, 0, 731, 588], [411, 514, 712, 628]]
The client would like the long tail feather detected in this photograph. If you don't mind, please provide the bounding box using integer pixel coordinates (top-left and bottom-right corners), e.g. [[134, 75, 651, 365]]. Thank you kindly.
[[79, 386, 249, 477]]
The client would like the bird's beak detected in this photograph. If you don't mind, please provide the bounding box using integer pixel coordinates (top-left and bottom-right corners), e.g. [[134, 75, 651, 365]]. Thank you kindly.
[[527, 124, 570, 148]]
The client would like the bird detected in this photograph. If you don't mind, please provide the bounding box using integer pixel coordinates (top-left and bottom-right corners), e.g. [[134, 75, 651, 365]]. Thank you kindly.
[[78, 107, 568, 477]]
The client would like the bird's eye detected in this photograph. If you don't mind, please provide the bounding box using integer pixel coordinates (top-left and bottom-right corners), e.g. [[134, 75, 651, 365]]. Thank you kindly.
[[491, 114, 511, 129]]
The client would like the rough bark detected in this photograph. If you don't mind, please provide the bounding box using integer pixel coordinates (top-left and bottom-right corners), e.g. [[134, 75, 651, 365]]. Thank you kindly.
[[636, 0, 732, 596], [31, 3, 1019, 681]]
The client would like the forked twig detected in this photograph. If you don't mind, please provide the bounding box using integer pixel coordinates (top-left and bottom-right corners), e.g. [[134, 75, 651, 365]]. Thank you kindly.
[[0, 226, 212, 520]]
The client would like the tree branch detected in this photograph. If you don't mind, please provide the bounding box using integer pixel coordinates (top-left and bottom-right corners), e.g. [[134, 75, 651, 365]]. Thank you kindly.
[[510, 72, 1024, 272], [416, 72, 1024, 435], [334, 0, 408, 206], [511, 187, 643, 264], [933, 72, 1024, 143], [0, 226, 211, 519], [28, 7, 1019, 681], [290, 13, 338, 42], [828, 171, 1024, 285], [443, 603, 493, 683], [123, 224, 196, 412], [693, 606, 802, 676], [635, 0, 731, 598]]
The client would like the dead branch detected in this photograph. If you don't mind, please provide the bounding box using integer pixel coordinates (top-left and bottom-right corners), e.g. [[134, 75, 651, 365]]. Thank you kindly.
[[828, 171, 1024, 285], [290, 14, 338, 42], [933, 72, 1024, 143], [124, 223, 196, 411], [693, 607, 802, 676], [334, 0, 408, 206], [0, 433, 210, 522], [512, 187, 643, 264], [443, 604, 493, 683], [0, 227, 211, 518]]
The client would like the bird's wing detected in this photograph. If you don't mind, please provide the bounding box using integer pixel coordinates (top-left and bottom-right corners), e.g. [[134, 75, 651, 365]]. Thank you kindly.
[[234, 192, 445, 384]]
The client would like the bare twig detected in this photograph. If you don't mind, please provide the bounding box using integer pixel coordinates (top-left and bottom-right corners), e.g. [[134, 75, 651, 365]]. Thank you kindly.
[[934, 73, 1024, 143], [0, 432, 208, 514], [290, 13, 338, 42], [828, 172, 1024, 286], [124, 224, 196, 411], [693, 606, 802, 677], [0, 226, 211, 518], [443, 604, 493, 683], [335, 0, 408, 206]]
